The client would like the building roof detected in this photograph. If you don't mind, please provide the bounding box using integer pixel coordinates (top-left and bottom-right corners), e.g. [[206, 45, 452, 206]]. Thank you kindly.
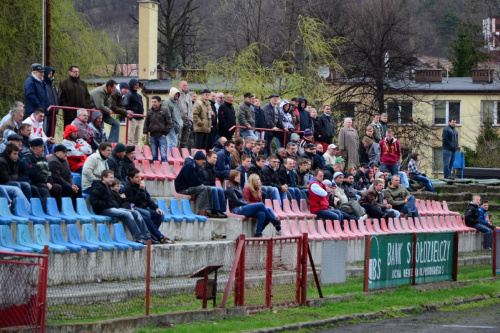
[[387, 76, 500, 94]]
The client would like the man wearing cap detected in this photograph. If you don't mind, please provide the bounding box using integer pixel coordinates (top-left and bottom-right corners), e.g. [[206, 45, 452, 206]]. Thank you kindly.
[[298, 128, 314, 155], [193, 89, 214, 151], [124, 79, 145, 145], [25, 138, 62, 206], [332, 173, 367, 218], [24, 63, 50, 117], [174, 151, 214, 215], [48, 144, 80, 202], [107, 143, 127, 179], [237, 93, 258, 140], [43, 66, 59, 136], [110, 82, 134, 121], [89, 79, 120, 143], [262, 94, 283, 157], [299, 143, 321, 171], [118, 146, 136, 182], [58, 65, 91, 127]]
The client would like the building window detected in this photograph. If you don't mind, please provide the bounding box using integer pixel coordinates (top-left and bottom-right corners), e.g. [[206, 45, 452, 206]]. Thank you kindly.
[[337, 102, 356, 119], [481, 100, 500, 125], [432, 147, 444, 173], [434, 101, 460, 125], [386, 101, 413, 125]]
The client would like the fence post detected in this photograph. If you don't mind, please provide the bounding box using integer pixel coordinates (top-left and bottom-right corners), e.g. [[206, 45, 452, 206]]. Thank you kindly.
[[412, 233, 417, 285], [364, 235, 371, 292], [40, 246, 49, 333], [295, 237, 302, 304], [493, 230, 498, 277], [238, 235, 246, 306], [301, 233, 308, 306], [452, 231, 459, 281], [145, 239, 151, 316], [265, 239, 273, 308]]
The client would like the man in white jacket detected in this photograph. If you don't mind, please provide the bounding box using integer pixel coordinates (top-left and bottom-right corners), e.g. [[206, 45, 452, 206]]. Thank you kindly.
[[82, 142, 111, 189], [23, 108, 55, 153]]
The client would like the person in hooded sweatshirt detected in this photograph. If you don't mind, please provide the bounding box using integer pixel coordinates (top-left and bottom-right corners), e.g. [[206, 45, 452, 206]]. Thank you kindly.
[[88, 111, 108, 145], [124, 79, 144, 145], [61, 124, 92, 173], [42, 66, 59, 136], [465, 194, 493, 250], [162, 87, 182, 153], [298, 97, 313, 134], [89, 79, 120, 143], [58, 65, 91, 127]]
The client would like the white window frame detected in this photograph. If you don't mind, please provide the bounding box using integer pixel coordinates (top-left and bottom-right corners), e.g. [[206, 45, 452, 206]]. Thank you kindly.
[[433, 100, 461, 126], [481, 100, 500, 125], [386, 100, 413, 125]]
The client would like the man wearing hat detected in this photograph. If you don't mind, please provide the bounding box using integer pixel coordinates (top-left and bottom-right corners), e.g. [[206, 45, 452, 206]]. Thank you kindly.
[[174, 151, 214, 216], [237, 93, 258, 140], [110, 81, 134, 121], [298, 128, 314, 155], [24, 63, 51, 117], [25, 138, 61, 207], [262, 94, 283, 157], [48, 144, 81, 202], [107, 143, 127, 179], [58, 65, 91, 127], [0, 134, 23, 154], [118, 146, 136, 182], [192, 89, 214, 151]]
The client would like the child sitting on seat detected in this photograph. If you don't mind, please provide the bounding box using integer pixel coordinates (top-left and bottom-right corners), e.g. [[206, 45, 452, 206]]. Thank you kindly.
[[110, 179, 174, 244], [479, 200, 497, 231]]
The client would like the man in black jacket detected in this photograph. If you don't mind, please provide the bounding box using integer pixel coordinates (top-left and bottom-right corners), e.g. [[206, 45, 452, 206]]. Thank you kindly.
[[316, 105, 335, 149], [465, 194, 493, 250], [107, 143, 126, 178], [218, 94, 236, 140], [262, 155, 287, 201], [118, 146, 136, 182], [248, 155, 281, 202], [200, 151, 227, 217], [89, 170, 151, 245], [262, 94, 283, 157], [277, 157, 303, 202], [142, 96, 173, 162], [124, 79, 144, 145], [122, 167, 165, 227], [48, 144, 80, 203]]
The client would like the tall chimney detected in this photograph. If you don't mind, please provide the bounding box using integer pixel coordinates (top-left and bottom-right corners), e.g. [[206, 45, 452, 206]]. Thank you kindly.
[[138, 1, 159, 80]]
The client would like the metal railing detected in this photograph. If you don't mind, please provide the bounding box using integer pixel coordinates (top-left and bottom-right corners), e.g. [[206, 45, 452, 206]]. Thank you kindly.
[[229, 125, 303, 147]]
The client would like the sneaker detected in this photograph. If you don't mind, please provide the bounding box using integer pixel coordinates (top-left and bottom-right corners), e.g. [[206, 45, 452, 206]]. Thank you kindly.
[[382, 211, 394, 220], [161, 236, 175, 244], [360, 214, 368, 221], [276, 230, 282, 236], [254, 232, 263, 237], [150, 239, 160, 245], [136, 239, 148, 245], [217, 212, 228, 218]]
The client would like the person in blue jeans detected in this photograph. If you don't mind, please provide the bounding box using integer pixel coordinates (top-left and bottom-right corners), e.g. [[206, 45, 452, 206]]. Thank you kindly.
[[226, 170, 281, 237], [384, 175, 420, 218], [408, 152, 436, 192], [465, 195, 493, 250], [142, 96, 173, 162], [442, 118, 459, 179]]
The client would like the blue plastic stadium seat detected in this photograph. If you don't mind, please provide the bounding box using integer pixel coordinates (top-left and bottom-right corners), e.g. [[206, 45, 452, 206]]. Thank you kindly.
[[0, 245, 15, 253], [61, 197, 92, 223], [0, 225, 33, 253], [67, 225, 99, 252], [30, 198, 62, 224], [169, 199, 195, 222], [50, 225, 81, 253], [46, 198, 77, 224], [15, 198, 47, 224], [156, 199, 177, 222], [181, 199, 207, 222], [72, 172, 82, 187], [113, 224, 144, 250], [0, 197, 29, 224], [82, 224, 115, 251], [76, 198, 109, 223], [0, 214, 11, 225], [97, 224, 129, 250], [17, 225, 45, 253], [33, 225, 67, 254]]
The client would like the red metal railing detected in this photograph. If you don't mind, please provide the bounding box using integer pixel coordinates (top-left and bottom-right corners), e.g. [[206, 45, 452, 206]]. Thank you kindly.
[[229, 125, 303, 147], [46, 105, 146, 144]]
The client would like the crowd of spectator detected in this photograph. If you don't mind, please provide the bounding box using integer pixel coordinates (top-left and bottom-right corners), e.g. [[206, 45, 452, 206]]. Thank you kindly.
[[0, 62, 493, 243]]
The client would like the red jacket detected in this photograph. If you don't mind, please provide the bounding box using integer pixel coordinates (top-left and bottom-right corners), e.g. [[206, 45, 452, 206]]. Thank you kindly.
[[242, 186, 262, 204], [308, 179, 329, 214], [380, 138, 401, 166]]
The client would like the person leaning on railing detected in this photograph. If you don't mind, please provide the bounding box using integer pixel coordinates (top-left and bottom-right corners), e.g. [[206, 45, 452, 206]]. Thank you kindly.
[[236, 93, 258, 140]]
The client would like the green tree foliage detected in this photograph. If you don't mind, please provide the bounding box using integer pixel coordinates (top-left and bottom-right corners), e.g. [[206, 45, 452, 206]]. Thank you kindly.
[[463, 118, 500, 168], [0, 0, 117, 113], [197, 16, 344, 106], [448, 20, 488, 77]]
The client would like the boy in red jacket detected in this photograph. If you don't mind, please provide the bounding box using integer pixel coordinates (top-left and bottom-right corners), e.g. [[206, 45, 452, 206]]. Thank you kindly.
[[379, 128, 400, 175]]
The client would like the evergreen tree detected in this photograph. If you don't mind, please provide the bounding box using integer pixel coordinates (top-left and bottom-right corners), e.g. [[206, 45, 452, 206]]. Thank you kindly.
[[448, 20, 487, 77]]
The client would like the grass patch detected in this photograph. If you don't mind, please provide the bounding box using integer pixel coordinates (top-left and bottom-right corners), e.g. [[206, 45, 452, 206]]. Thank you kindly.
[[136, 280, 500, 333]]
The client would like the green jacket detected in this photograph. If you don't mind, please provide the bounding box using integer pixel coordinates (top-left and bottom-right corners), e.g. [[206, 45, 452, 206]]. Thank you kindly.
[[384, 184, 411, 207]]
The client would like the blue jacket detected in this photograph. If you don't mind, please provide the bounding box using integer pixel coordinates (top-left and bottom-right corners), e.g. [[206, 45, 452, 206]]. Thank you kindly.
[[479, 207, 489, 225], [24, 74, 50, 116], [215, 149, 232, 179], [174, 160, 205, 192], [262, 102, 283, 129], [298, 98, 311, 130], [442, 125, 458, 151]]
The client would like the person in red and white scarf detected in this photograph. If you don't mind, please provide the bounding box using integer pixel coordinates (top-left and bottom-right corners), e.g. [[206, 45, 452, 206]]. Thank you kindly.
[[23, 108, 56, 153]]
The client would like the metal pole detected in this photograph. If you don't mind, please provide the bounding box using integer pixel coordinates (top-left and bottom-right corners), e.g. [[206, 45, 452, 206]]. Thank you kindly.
[[301, 233, 308, 305], [493, 229, 497, 277], [265, 239, 273, 308], [40, 246, 49, 333], [145, 239, 151, 315], [412, 233, 417, 285], [42, 0, 46, 66], [452, 232, 459, 281], [45, 0, 51, 66], [364, 235, 371, 292]]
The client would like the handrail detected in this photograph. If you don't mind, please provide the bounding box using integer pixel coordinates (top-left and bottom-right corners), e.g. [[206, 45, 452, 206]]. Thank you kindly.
[[46, 105, 146, 143], [229, 125, 303, 147]]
